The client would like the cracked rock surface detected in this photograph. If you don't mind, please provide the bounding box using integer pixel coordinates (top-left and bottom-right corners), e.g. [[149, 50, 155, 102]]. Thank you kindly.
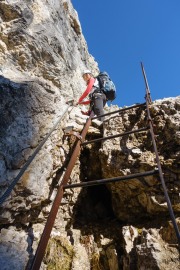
[[0, 0, 180, 269]]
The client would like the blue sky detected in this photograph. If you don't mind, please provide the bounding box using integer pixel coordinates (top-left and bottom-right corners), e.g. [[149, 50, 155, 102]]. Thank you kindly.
[[72, 0, 180, 107]]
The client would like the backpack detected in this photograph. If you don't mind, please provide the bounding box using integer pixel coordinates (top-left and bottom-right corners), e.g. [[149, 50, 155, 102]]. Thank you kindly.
[[96, 71, 116, 101]]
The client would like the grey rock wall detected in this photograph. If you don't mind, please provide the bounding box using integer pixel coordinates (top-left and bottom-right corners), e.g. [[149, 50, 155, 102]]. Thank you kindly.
[[0, 0, 98, 209], [0, 1, 98, 269], [100, 97, 180, 269], [0, 0, 180, 270], [101, 97, 180, 223]]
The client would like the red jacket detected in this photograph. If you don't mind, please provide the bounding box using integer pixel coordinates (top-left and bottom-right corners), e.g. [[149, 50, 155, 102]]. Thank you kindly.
[[78, 77, 95, 105]]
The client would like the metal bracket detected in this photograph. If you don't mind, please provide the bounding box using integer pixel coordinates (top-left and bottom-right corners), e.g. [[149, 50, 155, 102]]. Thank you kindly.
[[66, 99, 74, 106], [63, 126, 82, 142]]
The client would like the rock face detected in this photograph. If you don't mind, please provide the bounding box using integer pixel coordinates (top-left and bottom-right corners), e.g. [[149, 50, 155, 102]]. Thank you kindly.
[[0, 1, 180, 270], [101, 97, 180, 223], [0, 0, 98, 215], [0, 1, 98, 269], [77, 97, 180, 270]]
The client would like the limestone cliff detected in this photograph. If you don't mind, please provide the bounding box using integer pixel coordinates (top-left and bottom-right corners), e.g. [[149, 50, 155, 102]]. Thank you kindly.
[[0, 0, 98, 215], [0, 1, 180, 270]]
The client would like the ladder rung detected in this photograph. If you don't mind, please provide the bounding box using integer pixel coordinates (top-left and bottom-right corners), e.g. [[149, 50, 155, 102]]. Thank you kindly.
[[63, 169, 159, 189], [82, 127, 149, 146], [92, 102, 146, 119]]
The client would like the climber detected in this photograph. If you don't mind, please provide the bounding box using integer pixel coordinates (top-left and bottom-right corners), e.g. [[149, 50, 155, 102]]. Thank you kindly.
[[76, 70, 107, 121]]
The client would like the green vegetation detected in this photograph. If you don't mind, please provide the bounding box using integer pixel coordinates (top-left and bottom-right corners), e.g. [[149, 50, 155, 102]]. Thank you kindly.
[[91, 252, 102, 270], [44, 236, 74, 270]]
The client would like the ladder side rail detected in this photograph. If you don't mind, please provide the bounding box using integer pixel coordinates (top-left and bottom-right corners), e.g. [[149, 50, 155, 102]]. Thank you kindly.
[[141, 62, 152, 103], [30, 112, 94, 270], [145, 95, 180, 244], [141, 62, 180, 244]]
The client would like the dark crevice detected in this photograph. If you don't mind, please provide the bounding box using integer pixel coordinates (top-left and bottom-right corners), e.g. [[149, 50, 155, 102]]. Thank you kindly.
[[71, 135, 124, 269], [73, 186, 115, 224]]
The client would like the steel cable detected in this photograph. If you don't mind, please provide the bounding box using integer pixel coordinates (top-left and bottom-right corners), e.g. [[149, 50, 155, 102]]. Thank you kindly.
[[0, 104, 70, 206]]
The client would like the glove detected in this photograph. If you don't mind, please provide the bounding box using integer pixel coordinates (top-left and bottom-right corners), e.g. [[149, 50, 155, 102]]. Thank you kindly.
[[81, 110, 91, 116]]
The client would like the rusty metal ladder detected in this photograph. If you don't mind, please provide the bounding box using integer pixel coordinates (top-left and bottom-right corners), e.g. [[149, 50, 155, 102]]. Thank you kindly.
[[29, 63, 180, 270]]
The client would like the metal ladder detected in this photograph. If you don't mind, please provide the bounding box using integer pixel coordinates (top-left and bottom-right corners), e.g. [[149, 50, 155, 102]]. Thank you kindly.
[[29, 63, 180, 269]]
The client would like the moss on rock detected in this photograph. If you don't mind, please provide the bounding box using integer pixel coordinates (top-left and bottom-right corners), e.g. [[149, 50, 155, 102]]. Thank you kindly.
[[44, 236, 74, 270]]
